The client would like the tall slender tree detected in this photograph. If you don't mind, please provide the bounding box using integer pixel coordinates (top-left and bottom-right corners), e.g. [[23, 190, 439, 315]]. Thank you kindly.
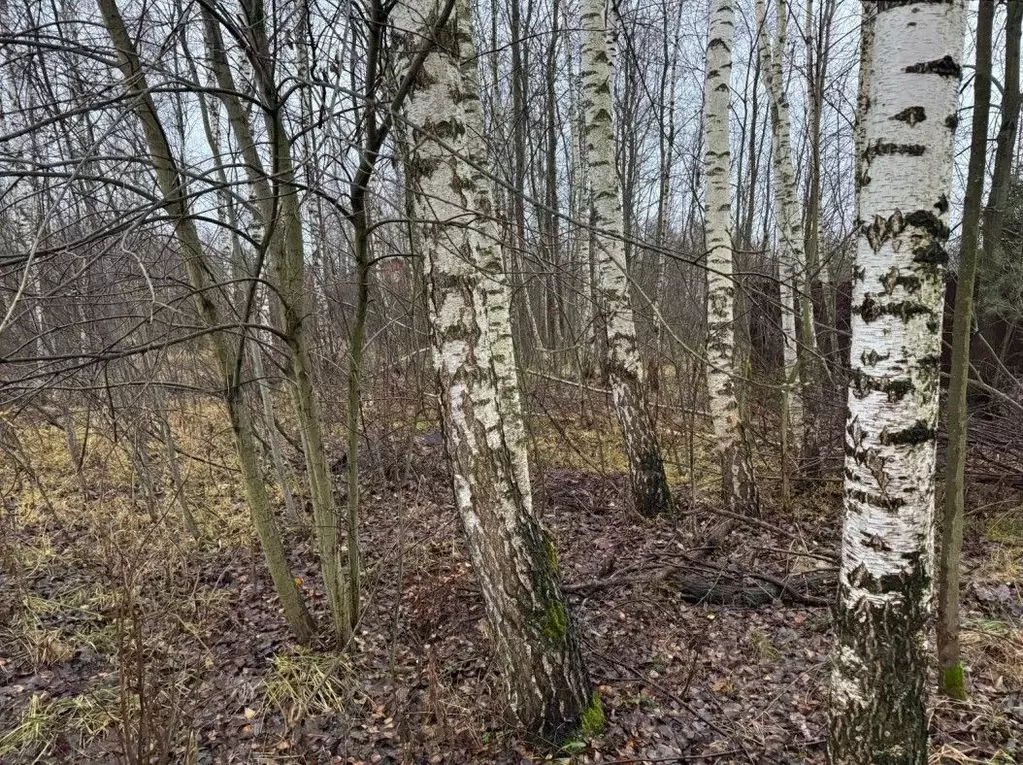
[[702, 0, 757, 514], [829, 1, 963, 761], [394, 0, 595, 740], [199, 6, 349, 641], [756, 0, 812, 463], [978, 0, 1023, 376], [579, 0, 672, 516], [937, 0, 993, 701], [96, 0, 316, 643]]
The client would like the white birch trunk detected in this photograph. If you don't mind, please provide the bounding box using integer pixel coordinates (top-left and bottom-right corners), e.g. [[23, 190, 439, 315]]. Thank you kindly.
[[828, 2, 963, 761], [755, 0, 803, 457], [702, 0, 757, 513], [394, 0, 595, 740], [853, 1, 876, 229], [580, 0, 672, 516]]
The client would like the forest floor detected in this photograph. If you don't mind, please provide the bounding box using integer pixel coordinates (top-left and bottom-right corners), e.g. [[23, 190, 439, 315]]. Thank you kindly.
[[1, 403, 1021, 764]]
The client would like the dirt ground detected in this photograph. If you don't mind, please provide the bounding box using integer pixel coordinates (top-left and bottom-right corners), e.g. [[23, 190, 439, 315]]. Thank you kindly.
[[1, 418, 1021, 764]]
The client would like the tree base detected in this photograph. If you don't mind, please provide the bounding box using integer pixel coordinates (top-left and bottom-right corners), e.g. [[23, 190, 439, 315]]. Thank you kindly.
[[940, 662, 968, 701]]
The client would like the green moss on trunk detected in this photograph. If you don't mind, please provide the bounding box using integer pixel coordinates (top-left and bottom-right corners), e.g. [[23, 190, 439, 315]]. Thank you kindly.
[[940, 662, 967, 701], [542, 532, 559, 572], [543, 601, 567, 642]]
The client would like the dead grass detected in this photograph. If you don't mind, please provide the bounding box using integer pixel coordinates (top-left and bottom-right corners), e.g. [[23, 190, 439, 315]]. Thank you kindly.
[[528, 408, 719, 493], [0, 688, 124, 761], [1, 397, 1020, 763], [961, 617, 1023, 690], [262, 647, 357, 728]]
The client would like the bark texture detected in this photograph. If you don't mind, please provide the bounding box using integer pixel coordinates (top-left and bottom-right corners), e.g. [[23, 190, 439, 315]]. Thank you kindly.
[[702, 0, 757, 514], [394, 0, 593, 741], [828, 2, 963, 762], [579, 0, 672, 516], [756, 0, 807, 458]]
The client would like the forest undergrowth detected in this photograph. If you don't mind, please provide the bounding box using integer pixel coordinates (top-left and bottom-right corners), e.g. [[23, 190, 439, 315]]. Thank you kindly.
[[0, 389, 1020, 764]]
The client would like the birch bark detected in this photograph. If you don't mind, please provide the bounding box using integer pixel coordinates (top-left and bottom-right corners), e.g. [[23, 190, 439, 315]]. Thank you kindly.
[[580, 0, 672, 516], [828, 1, 963, 761], [755, 0, 803, 457], [394, 0, 594, 739], [702, 0, 757, 513]]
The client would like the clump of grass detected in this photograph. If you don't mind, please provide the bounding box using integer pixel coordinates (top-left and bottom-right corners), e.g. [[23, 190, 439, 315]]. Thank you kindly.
[[0, 693, 60, 758], [0, 687, 123, 760], [5, 585, 122, 671], [13, 534, 56, 573], [748, 628, 781, 662], [986, 511, 1023, 546], [263, 647, 354, 727], [19, 624, 76, 666]]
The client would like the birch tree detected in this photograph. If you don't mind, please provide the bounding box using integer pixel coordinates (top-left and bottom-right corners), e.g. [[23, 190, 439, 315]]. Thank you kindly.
[[755, 0, 805, 461], [829, 1, 963, 761], [702, 0, 757, 514], [394, 0, 596, 740], [579, 0, 672, 516]]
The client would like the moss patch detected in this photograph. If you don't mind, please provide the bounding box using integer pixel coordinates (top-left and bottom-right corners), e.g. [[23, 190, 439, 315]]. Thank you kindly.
[[940, 662, 967, 701], [580, 691, 605, 736], [542, 601, 567, 643], [542, 532, 559, 573]]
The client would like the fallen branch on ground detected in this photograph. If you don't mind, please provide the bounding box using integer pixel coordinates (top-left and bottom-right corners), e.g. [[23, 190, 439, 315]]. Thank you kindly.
[[566, 558, 835, 607]]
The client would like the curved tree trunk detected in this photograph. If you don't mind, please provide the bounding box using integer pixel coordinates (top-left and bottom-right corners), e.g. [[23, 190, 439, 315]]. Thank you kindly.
[[97, 0, 315, 643], [702, 0, 757, 514], [828, 2, 963, 762], [579, 0, 672, 516], [394, 0, 595, 742], [200, 7, 349, 642]]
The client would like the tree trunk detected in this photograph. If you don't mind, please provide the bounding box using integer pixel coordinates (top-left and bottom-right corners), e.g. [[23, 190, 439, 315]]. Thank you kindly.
[[580, 0, 672, 516], [201, 6, 349, 642], [803, 0, 835, 361], [756, 0, 805, 461], [853, 1, 875, 229], [937, 0, 993, 701], [828, 2, 963, 762], [394, 0, 595, 741], [97, 0, 316, 643], [702, 0, 757, 514]]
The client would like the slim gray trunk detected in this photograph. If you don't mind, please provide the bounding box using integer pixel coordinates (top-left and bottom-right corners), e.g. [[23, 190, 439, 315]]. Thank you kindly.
[[200, 6, 350, 641], [937, 0, 994, 701], [981, 1, 1023, 296], [96, 0, 315, 642]]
